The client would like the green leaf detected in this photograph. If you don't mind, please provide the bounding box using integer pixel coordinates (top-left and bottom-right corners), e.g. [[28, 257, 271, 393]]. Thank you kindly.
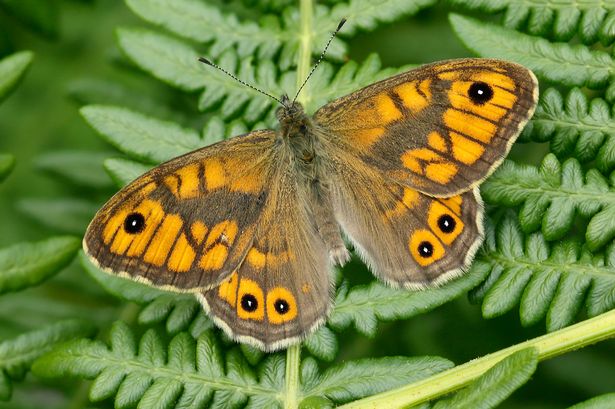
[[448, 0, 615, 44], [80, 251, 168, 303], [81, 105, 202, 163], [432, 348, 538, 409], [0, 319, 96, 400], [104, 158, 152, 187], [17, 198, 98, 234], [33, 323, 281, 408], [449, 13, 614, 89], [525, 88, 615, 174], [472, 215, 615, 331], [0, 51, 33, 103], [568, 393, 615, 409], [304, 326, 338, 362], [125, 0, 284, 59], [0, 153, 15, 183], [301, 356, 453, 404], [329, 263, 490, 336], [34, 151, 114, 189], [483, 154, 615, 250], [0, 237, 81, 295]]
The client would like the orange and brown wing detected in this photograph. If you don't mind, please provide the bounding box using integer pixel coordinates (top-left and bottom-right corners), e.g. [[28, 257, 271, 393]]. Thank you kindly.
[[83, 130, 276, 292], [314, 58, 538, 196], [199, 152, 332, 351]]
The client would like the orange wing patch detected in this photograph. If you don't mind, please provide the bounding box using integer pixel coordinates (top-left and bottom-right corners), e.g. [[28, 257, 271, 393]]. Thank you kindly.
[[401, 148, 459, 184], [237, 278, 265, 321], [266, 287, 298, 324], [394, 79, 431, 113]]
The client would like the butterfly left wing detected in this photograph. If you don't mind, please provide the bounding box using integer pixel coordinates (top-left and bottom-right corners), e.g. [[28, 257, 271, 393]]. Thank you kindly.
[[84, 130, 276, 292], [314, 58, 538, 197], [198, 154, 332, 351]]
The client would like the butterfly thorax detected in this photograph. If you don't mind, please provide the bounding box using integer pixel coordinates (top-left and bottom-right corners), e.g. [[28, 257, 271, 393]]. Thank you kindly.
[[276, 99, 318, 165]]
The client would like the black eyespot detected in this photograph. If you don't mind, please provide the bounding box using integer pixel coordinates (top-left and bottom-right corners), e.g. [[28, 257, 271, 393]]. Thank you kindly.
[[468, 81, 493, 105], [124, 213, 145, 234], [241, 294, 258, 312], [274, 299, 290, 315], [438, 214, 456, 233], [418, 241, 433, 258]]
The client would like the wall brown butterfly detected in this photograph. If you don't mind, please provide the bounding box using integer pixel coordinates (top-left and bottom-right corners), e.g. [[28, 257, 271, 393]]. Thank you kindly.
[[84, 30, 538, 351]]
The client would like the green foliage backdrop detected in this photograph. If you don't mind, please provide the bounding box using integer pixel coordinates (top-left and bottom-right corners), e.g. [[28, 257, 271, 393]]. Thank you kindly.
[[1, 1, 615, 408]]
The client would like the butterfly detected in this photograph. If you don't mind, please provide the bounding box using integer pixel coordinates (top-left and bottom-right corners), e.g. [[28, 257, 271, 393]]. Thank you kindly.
[[84, 56, 538, 351]]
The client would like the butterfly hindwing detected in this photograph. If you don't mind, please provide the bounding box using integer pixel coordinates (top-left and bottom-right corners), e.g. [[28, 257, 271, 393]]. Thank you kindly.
[[315, 58, 538, 196], [199, 151, 332, 351], [328, 153, 483, 287], [83, 130, 276, 291]]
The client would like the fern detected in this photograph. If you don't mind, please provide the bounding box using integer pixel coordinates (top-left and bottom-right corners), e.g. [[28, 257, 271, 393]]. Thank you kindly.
[[4, 0, 615, 408], [0, 319, 95, 400], [470, 215, 615, 330], [0, 51, 33, 104], [448, 0, 615, 44], [524, 88, 615, 173], [33, 322, 453, 408], [483, 154, 615, 249], [0, 153, 14, 183], [449, 13, 613, 89]]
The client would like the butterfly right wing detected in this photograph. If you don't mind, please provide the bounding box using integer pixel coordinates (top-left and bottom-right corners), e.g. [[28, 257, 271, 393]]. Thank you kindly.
[[83, 130, 276, 292]]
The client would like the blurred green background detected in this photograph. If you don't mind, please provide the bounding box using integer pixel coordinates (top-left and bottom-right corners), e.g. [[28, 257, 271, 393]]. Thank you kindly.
[[0, 1, 613, 408]]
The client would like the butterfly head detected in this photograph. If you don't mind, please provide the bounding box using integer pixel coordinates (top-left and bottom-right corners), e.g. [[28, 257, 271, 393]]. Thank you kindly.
[[276, 94, 310, 137]]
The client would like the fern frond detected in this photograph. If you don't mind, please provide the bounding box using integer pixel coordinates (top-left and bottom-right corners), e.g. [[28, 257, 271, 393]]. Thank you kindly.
[[126, 0, 284, 60], [449, 13, 613, 89], [34, 151, 113, 189], [0, 154, 15, 183], [104, 158, 151, 187], [329, 263, 489, 337], [81, 105, 203, 163], [569, 393, 615, 409], [0, 319, 95, 400], [0, 237, 81, 295], [17, 198, 97, 234], [525, 88, 615, 173], [483, 154, 615, 250], [32, 322, 281, 408], [448, 0, 615, 44], [301, 355, 453, 405], [470, 215, 615, 331], [0, 51, 33, 103], [432, 348, 537, 409]]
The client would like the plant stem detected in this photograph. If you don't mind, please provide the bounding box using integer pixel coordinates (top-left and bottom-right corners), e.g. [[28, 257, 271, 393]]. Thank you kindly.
[[340, 308, 615, 409], [284, 344, 302, 409], [296, 0, 313, 106], [282, 2, 313, 408]]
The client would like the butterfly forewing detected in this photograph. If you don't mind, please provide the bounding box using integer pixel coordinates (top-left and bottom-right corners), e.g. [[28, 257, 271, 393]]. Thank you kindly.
[[315, 59, 538, 196], [84, 130, 276, 291], [199, 148, 332, 351]]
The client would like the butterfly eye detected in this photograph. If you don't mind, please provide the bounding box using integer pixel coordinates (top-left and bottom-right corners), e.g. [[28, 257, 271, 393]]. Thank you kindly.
[[274, 299, 290, 315], [418, 241, 434, 258], [468, 81, 493, 105], [241, 293, 258, 312], [124, 212, 145, 234], [437, 214, 456, 233]]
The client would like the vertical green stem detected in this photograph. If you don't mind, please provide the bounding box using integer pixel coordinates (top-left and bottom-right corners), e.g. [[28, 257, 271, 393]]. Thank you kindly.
[[284, 344, 302, 409], [296, 0, 314, 105], [283, 1, 313, 408], [282, 2, 314, 408]]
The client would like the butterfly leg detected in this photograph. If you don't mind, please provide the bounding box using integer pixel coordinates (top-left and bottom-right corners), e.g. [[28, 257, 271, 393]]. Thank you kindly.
[[311, 180, 350, 266]]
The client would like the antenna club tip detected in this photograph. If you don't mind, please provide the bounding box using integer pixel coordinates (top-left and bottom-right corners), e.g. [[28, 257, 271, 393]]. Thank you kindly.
[[337, 18, 347, 31], [198, 57, 213, 66]]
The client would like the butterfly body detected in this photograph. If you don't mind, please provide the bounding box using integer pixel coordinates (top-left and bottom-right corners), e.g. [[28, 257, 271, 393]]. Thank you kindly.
[[84, 58, 538, 351]]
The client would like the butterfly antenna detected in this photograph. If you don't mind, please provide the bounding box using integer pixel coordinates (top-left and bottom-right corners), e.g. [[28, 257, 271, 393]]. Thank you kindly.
[[292, 18, 347, 104], [198, 57, 284, 106]]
